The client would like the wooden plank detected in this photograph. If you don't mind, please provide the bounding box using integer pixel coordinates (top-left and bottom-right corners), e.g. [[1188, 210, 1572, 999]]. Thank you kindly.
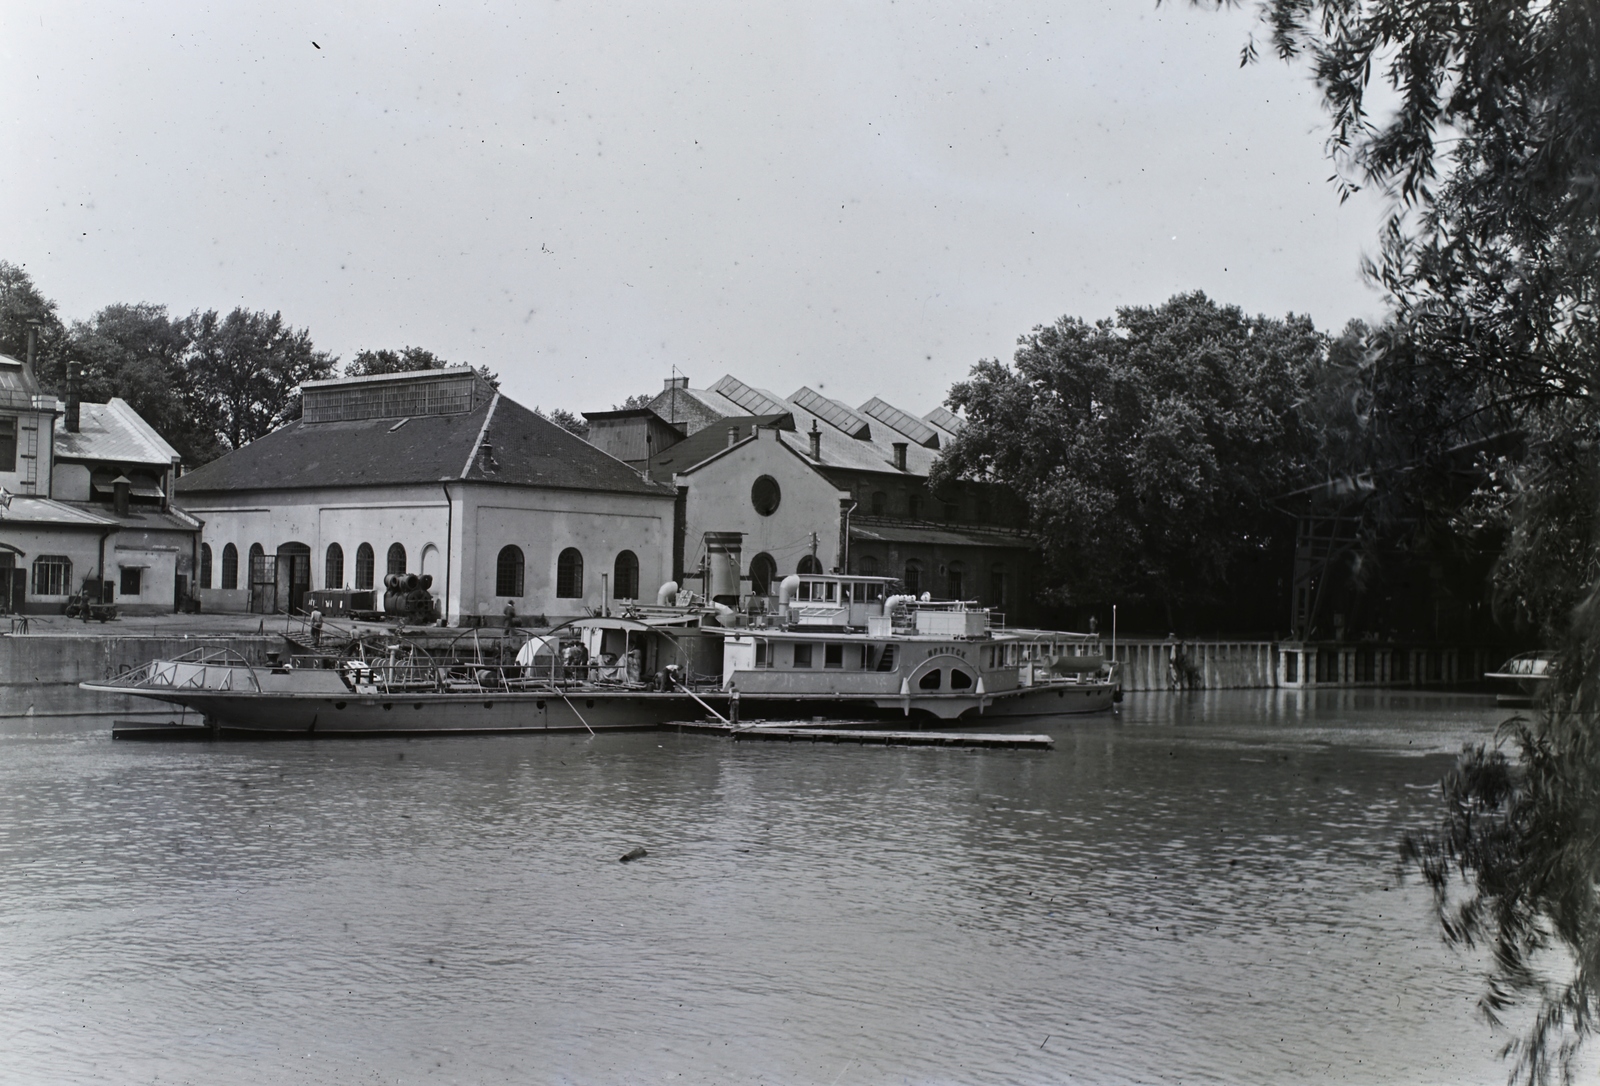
[[662, 721, 1052, 749]]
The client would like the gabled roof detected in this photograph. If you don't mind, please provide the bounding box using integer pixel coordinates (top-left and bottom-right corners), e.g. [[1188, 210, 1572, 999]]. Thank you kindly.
[[708, 375, 789, 416], [177, 392, 672, 497], [56, 399, 180, 466], [646, 414, 792, 477], [789, 386, 872, 439]]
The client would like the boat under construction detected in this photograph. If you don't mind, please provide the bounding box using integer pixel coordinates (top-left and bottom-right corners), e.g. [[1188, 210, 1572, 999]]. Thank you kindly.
[[83, 571, 1119, 736]]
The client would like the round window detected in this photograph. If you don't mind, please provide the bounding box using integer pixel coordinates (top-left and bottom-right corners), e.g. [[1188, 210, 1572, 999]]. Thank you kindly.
[[751, 475, 781, 516]]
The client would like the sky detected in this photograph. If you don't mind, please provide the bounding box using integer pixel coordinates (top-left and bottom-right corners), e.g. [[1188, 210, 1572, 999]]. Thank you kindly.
[[0, 1, 1390, 418]]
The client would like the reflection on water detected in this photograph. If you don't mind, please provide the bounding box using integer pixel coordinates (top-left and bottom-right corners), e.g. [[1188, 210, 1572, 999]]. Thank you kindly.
[[0, 690, 1515, 1084]]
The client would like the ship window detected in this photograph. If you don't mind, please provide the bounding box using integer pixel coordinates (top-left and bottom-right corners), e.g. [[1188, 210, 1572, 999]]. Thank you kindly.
[[823, 581, 836, 602], [875, 645, 896, 672], [793, 643, 813, 668], [556, 548, 584, 598], [797, 554, 823, 575], [918, 669, 942, 690], [795, 581, 810, 602], [824, 643, 843, 669], [755, 641, 769, 668], [496, 545, 525, 597], [950, 669, 973, 690], [355, 543, 374, 590], [199, 543, 213, 589], [387, 543, 406, 576], [221, 543, 239, 589], [325, 543, 344, 589], [31, 555, 71, 596]]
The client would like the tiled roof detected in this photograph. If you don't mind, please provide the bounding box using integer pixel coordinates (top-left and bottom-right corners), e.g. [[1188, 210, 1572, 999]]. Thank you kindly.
[[177, 392, 672, 497], [56, 399, 180, 466]]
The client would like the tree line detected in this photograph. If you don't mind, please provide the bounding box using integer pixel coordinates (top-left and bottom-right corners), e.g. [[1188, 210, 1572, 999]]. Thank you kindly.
[[0, 266, 535, 466]]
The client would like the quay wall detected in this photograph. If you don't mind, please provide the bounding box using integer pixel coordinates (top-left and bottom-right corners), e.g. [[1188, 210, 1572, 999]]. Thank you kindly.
[[1108, 639, 1499, 692], [1, 636, 276, 718]]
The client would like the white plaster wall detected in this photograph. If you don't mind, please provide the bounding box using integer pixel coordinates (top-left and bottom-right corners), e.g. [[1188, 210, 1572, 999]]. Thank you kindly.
[[181, 485, 449, 612], [459, 486, 672, 620], [678, 432, 850, 579]]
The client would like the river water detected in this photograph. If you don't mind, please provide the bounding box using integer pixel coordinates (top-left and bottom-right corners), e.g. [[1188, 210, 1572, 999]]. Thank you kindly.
[[0, 691, 1524, 1084]]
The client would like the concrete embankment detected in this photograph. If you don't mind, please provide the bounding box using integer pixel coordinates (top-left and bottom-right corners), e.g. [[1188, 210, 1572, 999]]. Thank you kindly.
[[2, 633, 276, 718]]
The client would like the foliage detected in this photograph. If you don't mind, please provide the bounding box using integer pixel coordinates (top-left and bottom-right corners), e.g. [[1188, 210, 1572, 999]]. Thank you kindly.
[[537, 407, 589, 438], [932, 292, 1327, 617], [613, 393, 654, 410], [1404, 584, 1600, 1085], [67, 303, 222, 465], [0, 261, 67, 380], [1199, 0, 1600, 1077], [344, 346, 500, 388], [183, 308, 335, 452]]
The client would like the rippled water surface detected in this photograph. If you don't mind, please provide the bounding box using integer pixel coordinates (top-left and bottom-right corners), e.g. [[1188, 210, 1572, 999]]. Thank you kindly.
[[0, 691, 1521, 1084]]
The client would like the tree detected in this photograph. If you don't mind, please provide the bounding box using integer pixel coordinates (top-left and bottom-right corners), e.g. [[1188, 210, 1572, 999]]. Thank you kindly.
[[67, 303, 223, 465], [183, 308, 335, 451], [0, 261, 67, 384], [932, 292, 1327, 624], [537, 407, 589, 438], [1202, 1, 1600, 1078], [345, 346, 500, 388], [613, 393, 654, 410]]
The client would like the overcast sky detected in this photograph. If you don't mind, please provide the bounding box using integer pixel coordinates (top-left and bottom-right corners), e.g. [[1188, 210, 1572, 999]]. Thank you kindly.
[[1, 1, 1388, 417]]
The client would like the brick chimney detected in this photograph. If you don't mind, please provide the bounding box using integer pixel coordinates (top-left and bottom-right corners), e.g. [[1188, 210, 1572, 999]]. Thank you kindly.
[[809, 421, 822, 460], [663, 375, 689, 391], [65, 360, 81, 433], [727, 426, 740, 447]]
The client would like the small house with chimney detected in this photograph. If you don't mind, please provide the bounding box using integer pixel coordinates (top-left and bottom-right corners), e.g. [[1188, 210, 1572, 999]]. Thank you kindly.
[[175, 367, 678, 624], [0, 356, 199, 614]]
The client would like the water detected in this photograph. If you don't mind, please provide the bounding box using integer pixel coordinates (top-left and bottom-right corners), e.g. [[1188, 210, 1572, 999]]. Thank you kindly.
[[0, 691, 1525, 1084]]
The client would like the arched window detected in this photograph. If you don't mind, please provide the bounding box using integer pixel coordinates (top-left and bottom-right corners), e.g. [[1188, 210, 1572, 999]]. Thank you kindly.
[[221, 543, 239, 589], [990, 564, 1007, 607], [199, 543, 213, 589], [903, 559, 923, 596], [31, 555, 71, 596], [613, 550, 639, 599], [855, 554, 879, 576], [947, 560, 965, 600], [325, 543, 344, 589], [355, 543, 375, 590], [496, 545, 525, 597], [908, 493, 924, 519], [556, 548, 584, 598], [248, 543, 266, 587], [751, 475, 781, 516], [749, 552, 778, 596], [870, 491, 887, 515], [387, 543, 406, 576], [797, 555, 823, 575]]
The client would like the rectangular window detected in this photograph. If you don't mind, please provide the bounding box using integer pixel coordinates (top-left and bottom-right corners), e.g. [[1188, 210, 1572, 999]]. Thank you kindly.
[[824, 643, 843, 669], [0, 416, 15, 472], [755, 641, 768, 668], [31, 555, 71, 596], [120, 567, 142, 596], [792, 643, 813, 668]]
